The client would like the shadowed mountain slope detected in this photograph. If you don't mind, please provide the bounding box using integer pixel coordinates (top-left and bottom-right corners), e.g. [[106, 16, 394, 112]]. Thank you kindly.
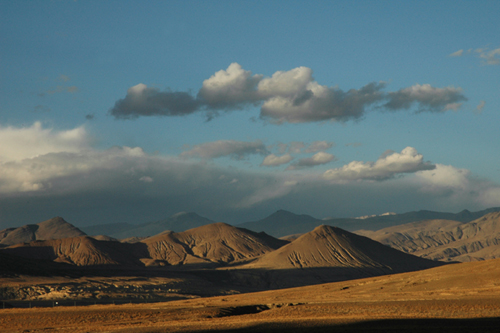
[[356, 212, 500, 262], [0, 236, 147, 266], [0, 217, 86, 247]]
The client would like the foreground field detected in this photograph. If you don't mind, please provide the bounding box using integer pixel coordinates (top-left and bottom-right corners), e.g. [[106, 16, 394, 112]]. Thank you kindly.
[[2, 259, 500, 332]]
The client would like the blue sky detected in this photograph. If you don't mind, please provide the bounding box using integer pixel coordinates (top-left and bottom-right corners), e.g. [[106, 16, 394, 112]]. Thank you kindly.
[[1, 0, 499, 228]]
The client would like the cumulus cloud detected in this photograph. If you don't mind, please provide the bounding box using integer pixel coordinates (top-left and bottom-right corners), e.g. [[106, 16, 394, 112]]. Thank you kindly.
[[261, 153, 294, 167], [384, 84, 467, 112], [198, 63, 263, 109], [304, 141, 335, 153], [180, 140, 268, 160], [110, 63, 467, 123], [323, 147, 435, 181], [259, 81, 386, 124], [109, 83, 202, 119], [287, 152, 336, 170], [0, 122, 91, 163]]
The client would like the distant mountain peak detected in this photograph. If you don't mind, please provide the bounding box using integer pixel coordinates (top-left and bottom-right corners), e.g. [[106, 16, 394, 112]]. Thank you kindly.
[[171, 211, 189, 218]]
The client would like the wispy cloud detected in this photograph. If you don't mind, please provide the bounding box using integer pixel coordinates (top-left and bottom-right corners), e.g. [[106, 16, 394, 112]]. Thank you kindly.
[[261, 153, 294, 167], [449, 49, 463, 57], [180, 140, 268, 160], [475, 100, 485, 114], [479, 48, 500, 65], [304, 141, 335, 153], [287, 152, 336, 170], [58, 74, 71, 82], [452, 46, 500, 66]]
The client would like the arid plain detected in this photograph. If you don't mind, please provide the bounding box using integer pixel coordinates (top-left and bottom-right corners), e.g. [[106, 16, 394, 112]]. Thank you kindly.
[[3, 259, 500, 332]]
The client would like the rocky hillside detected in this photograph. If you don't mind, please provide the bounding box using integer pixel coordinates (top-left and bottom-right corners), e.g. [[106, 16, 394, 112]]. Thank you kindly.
[[356, 212, 500, 262]]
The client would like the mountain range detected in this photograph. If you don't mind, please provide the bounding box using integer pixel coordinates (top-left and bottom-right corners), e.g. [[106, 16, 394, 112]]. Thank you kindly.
[[238, 207, 500, 237], [79, 207, 500, 240], [356, 211, 500, 262], [0, 220, 443, 289]]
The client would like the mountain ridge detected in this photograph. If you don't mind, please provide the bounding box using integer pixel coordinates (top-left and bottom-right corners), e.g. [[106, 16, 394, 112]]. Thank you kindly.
[[356, 211, 500, 262], [0, 217, 86, 247]]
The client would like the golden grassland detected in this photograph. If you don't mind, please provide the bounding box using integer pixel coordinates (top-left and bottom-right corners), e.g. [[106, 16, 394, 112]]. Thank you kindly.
[[2, 259, 500, 332]]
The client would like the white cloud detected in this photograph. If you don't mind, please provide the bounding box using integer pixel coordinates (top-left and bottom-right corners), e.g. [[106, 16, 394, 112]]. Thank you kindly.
[[305, 141, 335, 153], [0, 146, 149, 193], [323, 147, 435, 181], [180, 140, 268, 160], [0, 122, 91, 163], [198, 63, 263, 109], [287, 152, 336, 170], [449, 49, 464, 57], [257, 66, 313, 98], [415, 164, 470, 192], [413, 164, 500, 208], [261, 153, 294, 167], [384, 84, 467, 112]]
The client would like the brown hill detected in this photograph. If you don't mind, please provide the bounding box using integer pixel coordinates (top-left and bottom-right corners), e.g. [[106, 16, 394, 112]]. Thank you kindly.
[[245, 225, 440, 271], [1, 236, 146, 266], [0, 223, 288, 268], [356, 212, 500, 262], [143, 223, 288, 266], [226, 225, 442, 289], [0, 217, 86, 247]]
